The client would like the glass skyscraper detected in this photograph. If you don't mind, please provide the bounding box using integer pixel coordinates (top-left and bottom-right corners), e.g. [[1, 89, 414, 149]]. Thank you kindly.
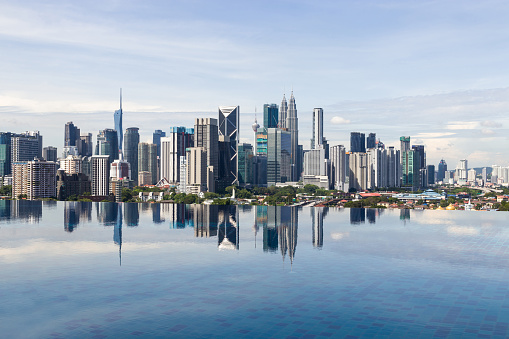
[[267, 128, 291, 186], [153, 130, 166, 157], [124, 127, 139, 185], [263, 104, 278, 129], [350, 132, 366, 153], [114, 89, 123, 156], [218, 106, 239, 186], [96, 129, 118, 163]]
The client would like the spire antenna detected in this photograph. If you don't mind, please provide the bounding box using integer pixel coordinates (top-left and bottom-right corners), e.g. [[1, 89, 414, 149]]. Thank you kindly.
[[120, 88, 122, 110]]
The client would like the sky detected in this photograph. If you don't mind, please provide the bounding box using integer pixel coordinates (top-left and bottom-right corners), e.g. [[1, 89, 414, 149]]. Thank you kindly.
[[1, 0, 509, 168]]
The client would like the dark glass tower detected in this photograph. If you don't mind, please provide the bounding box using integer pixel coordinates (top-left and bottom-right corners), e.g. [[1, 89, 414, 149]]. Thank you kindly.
[[96, 129, 118, 163], [437, 159, 447, 182], [219, 106, 239, 186], [366, 133, 376, 149], [65, 122, 80, 147], [350, 132, 365, 153], [124, 127, 140, 185], [153, 130, 166, 157], [263, 104, 278, 129]]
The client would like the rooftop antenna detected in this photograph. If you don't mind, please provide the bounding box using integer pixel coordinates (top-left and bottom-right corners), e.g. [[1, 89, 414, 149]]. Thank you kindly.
[[120, 88, 122, 110]]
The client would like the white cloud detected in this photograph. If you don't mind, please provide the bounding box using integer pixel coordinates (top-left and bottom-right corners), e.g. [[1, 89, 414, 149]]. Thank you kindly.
[[481, 129, 495, 135], [445, 122, 478, 130], [330, 116, 351, 125], [480, 120, 502, 128]]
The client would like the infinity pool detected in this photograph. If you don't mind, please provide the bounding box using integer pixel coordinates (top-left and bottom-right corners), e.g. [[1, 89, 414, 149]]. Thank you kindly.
[[1, 201, 509, 338]]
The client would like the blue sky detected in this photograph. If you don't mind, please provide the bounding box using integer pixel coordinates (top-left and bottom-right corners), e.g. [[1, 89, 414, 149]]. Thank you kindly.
[[1, 0, 509, 167]]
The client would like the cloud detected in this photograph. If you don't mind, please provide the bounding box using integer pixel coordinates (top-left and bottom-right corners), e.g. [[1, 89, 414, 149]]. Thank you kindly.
[[481, 129, 495, 135], [330, 116, 351, 125], [480, 120, 502, 128], [414, 132, 456, 138], [445, 122, 478, 130]]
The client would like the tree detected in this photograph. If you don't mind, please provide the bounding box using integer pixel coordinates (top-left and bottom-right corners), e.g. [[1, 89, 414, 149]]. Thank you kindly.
[[0, 185, 12, 196], [439, 200, 449, 208], [121, 188, 133, 202]]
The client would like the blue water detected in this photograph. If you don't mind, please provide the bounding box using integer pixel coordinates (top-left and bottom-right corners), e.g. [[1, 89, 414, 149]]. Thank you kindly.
[[1, 201, 509, 338]]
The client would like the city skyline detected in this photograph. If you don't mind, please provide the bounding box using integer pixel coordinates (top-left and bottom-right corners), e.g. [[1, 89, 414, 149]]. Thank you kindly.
[[1, 1, 509, 167]]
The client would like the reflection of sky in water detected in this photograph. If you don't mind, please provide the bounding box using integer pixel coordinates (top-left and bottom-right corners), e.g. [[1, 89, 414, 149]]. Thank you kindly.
[[1, 201, 509, 337]]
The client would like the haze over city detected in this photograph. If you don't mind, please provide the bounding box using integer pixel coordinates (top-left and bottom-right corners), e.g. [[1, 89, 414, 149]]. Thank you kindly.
[[1, 0, 509, 167]]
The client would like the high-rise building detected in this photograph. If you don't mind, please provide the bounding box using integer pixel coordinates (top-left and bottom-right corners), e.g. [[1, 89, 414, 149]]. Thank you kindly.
[[303, 148, 329, 189], [12, 159, 57, 200], [437, 159, 447, 182], [263, 104, 278, 129], [91, 155, 110, 196], [330, 145, 347, 191], [366, 133, 376, 149], [279, 94, 288, 129], [161, 127, 194, 184], [286, 93, 299, 181], [56, 169, 91, 200], [80, 133, 93, 157], [387, 147, 401, 188], [482, 167, 487, 185], [218, 106, 239, 185], [138, 143, 157, 185], [43, 146, 57, 162], [186, 147, 208, 193], [400, 136, 410, 153], [456, 159, 468, 185], [311, 108, 324, 150], [153, 130, 166, 157], [0, 132, 13, 176], [96, 129, 118, 163], [64, 122, 81, 151], [238, 143, 253, 186], [110, 158, 132, 201], [350, 132, 365, 153], [401, 150, 420, 189], [123, 127, 139, 185], [411, 145, 426, 188], [114, 89, 123, 156], [349, 152, 368, 191], [11, 132, 42, 163], [367, 148, 387, 189], [468, 168, 476, 183], [267, 128, 291, 186], [427, 165, 435, 186], [195, 118, 218, 179]]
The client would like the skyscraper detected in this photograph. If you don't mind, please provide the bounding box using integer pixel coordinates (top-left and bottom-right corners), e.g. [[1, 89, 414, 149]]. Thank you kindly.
[[400, 136, 410, 153], [350, 132, 365, 153], [195, 118, 219, 179], [160, 127, 193, 184], [267, 128, 291, 186], [263, 104, 278, 129], [330, 145, 347, 191], [427, 164, 435, 186], [114, 89, 123, 157], [279, 94, 288, 129], [218, 106, 239, 186], [64, 122, 80, 150], [401, 150, 420, 189], [311, 108, 324, 150], [11, 132, 42, 162], [43, 146, 58, 162], [91, 155, 110, 196], [366, 133, 376, 149], [286, 92, 299, 181], [437, 159, 447, 182], [456, 159, 468, 184], [80, 133, 93, 157], [12, 159, 57, 200], [0, 132, 13, 176], [96, 129, 118, 163], [138, 143, 157, 185], [123, 127, 139, 185], [153, 130, 166, 157], [238, 143, 253, 186]]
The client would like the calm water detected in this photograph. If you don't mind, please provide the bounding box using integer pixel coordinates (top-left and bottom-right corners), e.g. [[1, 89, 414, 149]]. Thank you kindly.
[[1, 201, 509, 338]]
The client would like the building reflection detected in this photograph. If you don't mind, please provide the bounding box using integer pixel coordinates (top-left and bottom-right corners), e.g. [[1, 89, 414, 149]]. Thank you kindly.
[[113, 204, 122, 266], [12, 200, 42, 223], [278, 207, 298, 264], [193, 205, 218, 237], [311, 207, 328, 249], [64, 201, 79, 232], [96, 202, 118, 226], [350, 208, 384, 225], [400, 209, 410, 221], [124, 203, 139, 227]]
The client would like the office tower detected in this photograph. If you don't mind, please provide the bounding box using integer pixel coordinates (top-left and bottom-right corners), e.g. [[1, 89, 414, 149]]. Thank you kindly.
[[124, 127, 139, 185], [387, 147, 401, 188], [367, 148, 387, 189], [11, 132, 42, 162], [456, 159, 468, 184], [218, 106, 239, 185], [82, 156, 92, 178], [238, 143, 253, 186], [482, 167, 487, 185], [96, 129, 118, 163], [179, 156, 187, 193], [330, 145, 347, 191], [186, 147, 208, 193], [367, 133, 376, 149], [256, 128, 268, 156], [195, 118, 219, 179], [311, 108, 324, 150], [267, 128, 291, 186], [401, 150, 420, 189], [349, 152, 368, 191], [153, 129, 166, 157], [253, 154, 267, 187], [80, 133, 93, 157], [64, 122, 80, 151], [43, 146, 57, 162], [411, 145, 426, 188], [279, 94, 288, 129], [437, 159, 447, 182], [114, 89, 123, 156], [311, 207, 326, 248], [12, 159, 57, 200], [286, 93, 299, 181], [252, 116, 260, 149], [263, 104, 279, 129], [60, 155, 82, 174], [350, 132, 365, 153], [400, 136, 410, 153], [91, 155, 110, 196], [427, 165, 436, 186], [0, 132, 13, 176], [138, 143, 157, 185], [56, 169, 91, 200], [161, 127, 194, 184]]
